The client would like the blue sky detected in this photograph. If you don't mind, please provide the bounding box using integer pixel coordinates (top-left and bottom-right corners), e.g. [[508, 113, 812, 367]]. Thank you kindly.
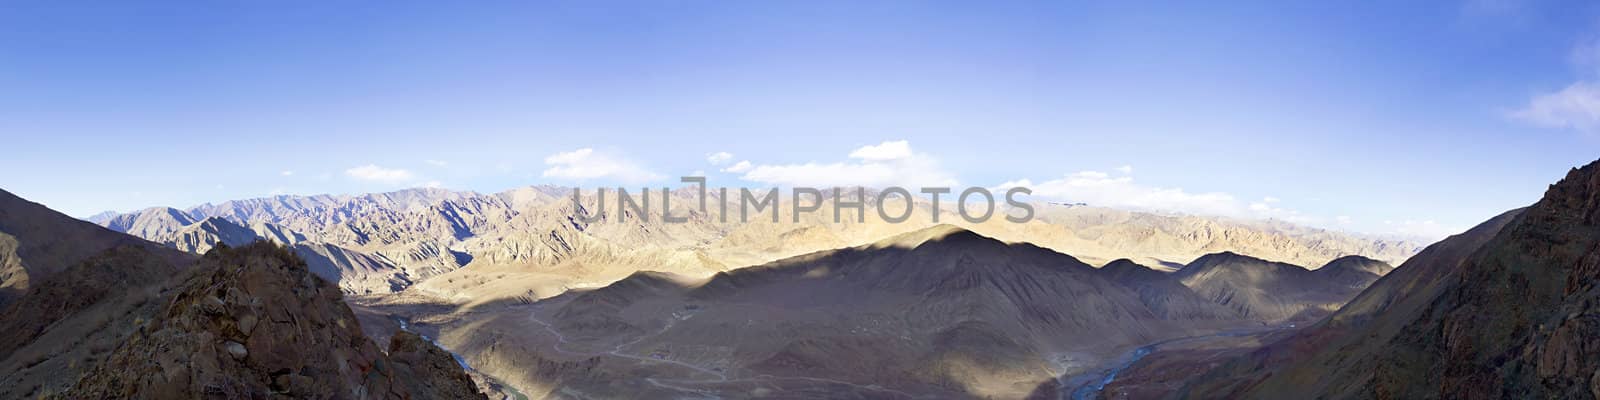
[[3, 1, 1599, 238]]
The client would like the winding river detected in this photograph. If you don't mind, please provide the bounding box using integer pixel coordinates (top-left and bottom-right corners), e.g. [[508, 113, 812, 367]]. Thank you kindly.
[[1062, 327, 1283, 400], [397, 317, 531, 400]]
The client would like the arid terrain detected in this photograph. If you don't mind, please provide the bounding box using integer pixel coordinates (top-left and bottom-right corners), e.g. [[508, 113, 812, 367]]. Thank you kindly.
[[11, 160, 1600, 399], [8, 1, 1596, 398], [37, 184, 1423, 400]]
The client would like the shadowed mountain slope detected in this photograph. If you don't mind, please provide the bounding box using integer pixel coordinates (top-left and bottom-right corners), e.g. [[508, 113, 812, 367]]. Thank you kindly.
[[1100, 258, 1244, 320], [0, 189, 181, 305]]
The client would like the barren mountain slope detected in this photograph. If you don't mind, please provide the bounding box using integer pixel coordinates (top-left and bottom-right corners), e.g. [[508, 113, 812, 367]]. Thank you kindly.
[[0, 245, 187, 398], [1027, 204, 1420, 267], [159, 217, 259, 254], [1173, 252, 1381, 323], [100, 206, 196, 239], [0, 189, 177, 305], [98, 210, 414, 295]]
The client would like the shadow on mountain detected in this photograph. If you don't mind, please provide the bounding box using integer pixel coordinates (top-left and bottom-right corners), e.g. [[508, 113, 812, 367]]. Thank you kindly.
[[421, 225, 1360, 398]]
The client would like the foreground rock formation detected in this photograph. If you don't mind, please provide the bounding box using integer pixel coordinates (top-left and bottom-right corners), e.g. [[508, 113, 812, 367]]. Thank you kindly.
[[60, 242, 484, 399], [0, 188, 483, 399]]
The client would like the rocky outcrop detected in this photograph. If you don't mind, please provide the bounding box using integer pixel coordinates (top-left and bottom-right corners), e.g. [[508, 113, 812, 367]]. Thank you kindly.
[[58, 242, 483, 399], [388, 331, 487, 400]]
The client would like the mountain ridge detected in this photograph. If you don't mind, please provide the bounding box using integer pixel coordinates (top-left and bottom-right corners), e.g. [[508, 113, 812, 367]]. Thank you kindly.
[[90, 186, 1426, 304]]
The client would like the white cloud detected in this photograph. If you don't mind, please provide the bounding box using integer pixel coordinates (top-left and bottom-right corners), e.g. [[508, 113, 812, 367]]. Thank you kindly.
[[722, 160, 753, 173], [706, 152, 734, 165], [423, 180, 443, 188], [846, 140, 914, 161], [1336, 215, 1353, 225], [280, 170, 294, 176], [345, 164, 414, 182], [425, 159, 449, 167], [1510, 81, 1600, 133], [540, 148, 663, 183], [1012, 171, 1317, 223], [735, 140, 957, 187], [1017, 171, 1241, 216], [1115, 165, 1133, 174]]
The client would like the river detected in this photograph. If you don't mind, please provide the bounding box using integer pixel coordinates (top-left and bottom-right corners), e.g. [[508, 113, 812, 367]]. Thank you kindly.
[[1061, 327, 1283, 400], [397, 317, 531, 400]]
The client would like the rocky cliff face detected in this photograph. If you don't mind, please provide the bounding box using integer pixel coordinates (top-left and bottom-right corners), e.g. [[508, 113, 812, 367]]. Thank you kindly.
[[58, 242, 484, 399], [1186, 159, 1600, 399], [387, 331, 487, 400], [1367, 161, 1600, 399]]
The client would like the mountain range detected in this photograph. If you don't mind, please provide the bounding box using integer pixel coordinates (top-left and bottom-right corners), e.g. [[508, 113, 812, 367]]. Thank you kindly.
[[9, 159, 1593, 399], [86, 187, 1422, 307]]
